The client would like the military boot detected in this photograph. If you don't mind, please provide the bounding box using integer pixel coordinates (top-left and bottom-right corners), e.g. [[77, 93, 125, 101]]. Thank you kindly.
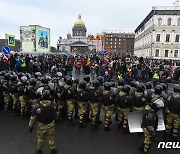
[[51, 149, 57, 154], [36, 150, 42, 154]]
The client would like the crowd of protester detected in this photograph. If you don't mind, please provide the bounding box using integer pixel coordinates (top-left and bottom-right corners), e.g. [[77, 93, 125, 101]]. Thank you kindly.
[[0, 53, 179, 85]]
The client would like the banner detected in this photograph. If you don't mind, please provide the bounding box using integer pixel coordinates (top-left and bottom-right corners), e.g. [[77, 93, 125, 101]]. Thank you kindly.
[[8, 34, 15, 46]]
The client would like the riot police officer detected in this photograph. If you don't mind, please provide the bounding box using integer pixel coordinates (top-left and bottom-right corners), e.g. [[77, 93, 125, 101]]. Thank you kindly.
[[164, 84, 180, 141], [77, 80, 89, 128], [140, 104, 158, 154], [29, 86, 59, 154], [117, 85, 133, 132], [18, 76, 28, 117], [132, 83, 146, 112], [102, 82, 115, 131], [64, 76, 77, 126], [2, 73, 13, 112], [10, 74, 20, 115], [0, 71, 6, 110], [88, 79, 102, 130]]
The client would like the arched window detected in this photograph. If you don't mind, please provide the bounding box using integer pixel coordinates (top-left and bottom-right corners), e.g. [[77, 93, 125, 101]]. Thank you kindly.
[[167, 18, 172, 26], [177, 18, 180, 26], [158, 17, 162, 26]]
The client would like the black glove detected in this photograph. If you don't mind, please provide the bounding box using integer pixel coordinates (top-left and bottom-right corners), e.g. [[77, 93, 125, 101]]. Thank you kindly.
[[29, 127, 33, 133]]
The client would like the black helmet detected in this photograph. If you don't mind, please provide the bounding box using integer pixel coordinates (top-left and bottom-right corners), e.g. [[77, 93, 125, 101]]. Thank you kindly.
[[40, 76, 46, 84], [84, 75, 90, 83], [79, 80, 87, 89], [118, 79, 125, 86], [17, 72, 25, 79], [155, 85, 163, 95], [145, 82, 152, 89], [160, 83, 167, 91], [56, 72, 62, 78], [45, 75, 51, 82], [56, 86, 63, 93], [122, 85, 131, 93], [110, 81, 115, 87], [42, 86, 51, 100], [11, 75, 18, 82], [131, 80, 137, 88], [21, 76, 28, 84], [97, 76, 104, 85], [74, 78, 79, 84], [173, 84, 180, 93], [104, 82, 111, 90], [4, 73, 11, 80], [64, 75, 69, 83], [25, 73, 31, 79], [29, 78, 37, 86], [66, 77, 73, 85], [136, 83, 145, 92], [0, 71, 6, 76], [34, 72, 41, 79], [92, 79, 100, 88]]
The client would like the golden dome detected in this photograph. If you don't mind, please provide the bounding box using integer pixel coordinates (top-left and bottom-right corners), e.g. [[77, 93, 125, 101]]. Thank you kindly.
[[74, 15, 85, 25]]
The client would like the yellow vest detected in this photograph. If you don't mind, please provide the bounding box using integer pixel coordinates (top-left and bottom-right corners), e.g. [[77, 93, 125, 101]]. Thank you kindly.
[[118, 74, 123, 79], [128, 68, 132, 72], [21, 61, 26, 67], [153, 72, 159, 79]]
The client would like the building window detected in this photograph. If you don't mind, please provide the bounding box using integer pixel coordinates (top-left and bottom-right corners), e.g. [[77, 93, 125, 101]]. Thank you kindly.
[[178, 18, 180, 26], [158, 17, 162, 26], [164, 50, 169, 57], [156, 34, 161, 42], [175, 34, 180, 42], [155, 49, 159, 57], [174, 50, 179, 58], [167, 18, 172, 26], [114, 46, 116, 48], [166, 34, 170, 42]]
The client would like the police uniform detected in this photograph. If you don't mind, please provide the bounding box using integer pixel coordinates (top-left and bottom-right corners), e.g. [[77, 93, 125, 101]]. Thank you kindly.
[[0, 71, 6, 110], [102, 82, 115, 131], [165, 84, 180, 141], [88, 80, 101, 130], [64, 77, 77, 125], [55, 85, 66, 121], [77, 81, 89, 128], [18, 76, 28, 117], [29, 86, 58, 154], [2, 73, 13, 112], [117, 85, 132, 132], [132, 83, 146, 112], [141, 105, 158, 154], [10, 75, 20, 115]]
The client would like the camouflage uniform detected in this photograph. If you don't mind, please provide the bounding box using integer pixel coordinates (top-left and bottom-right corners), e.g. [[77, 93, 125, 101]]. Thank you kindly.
[[64, 83, 77, 125], [18, 81, 28, 117], [165, 92, 180, 140], [2, 76, 13, 112], [102, 84, 115, 131], [141, 105, 158, 153], [29, 100, 59, 153], [77, 86, 89, 128], [117, 89, 132, 130]]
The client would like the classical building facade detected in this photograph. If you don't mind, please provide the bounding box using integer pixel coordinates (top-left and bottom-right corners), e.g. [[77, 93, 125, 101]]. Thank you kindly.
[[103, 30, 135, 56], [134, 3, 180, 59], [57, 15, 96, 54]]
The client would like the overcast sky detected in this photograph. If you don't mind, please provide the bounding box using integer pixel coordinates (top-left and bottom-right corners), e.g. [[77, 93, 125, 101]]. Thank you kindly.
[[0, 0, 177, 47]]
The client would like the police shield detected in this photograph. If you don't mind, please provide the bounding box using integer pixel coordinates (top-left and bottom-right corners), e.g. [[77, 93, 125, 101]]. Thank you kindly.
[[127, 110, 165, 133]]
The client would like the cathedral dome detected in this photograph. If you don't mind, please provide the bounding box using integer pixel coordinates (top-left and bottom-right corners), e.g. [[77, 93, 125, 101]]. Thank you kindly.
[[74, 15, 85, 26]]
